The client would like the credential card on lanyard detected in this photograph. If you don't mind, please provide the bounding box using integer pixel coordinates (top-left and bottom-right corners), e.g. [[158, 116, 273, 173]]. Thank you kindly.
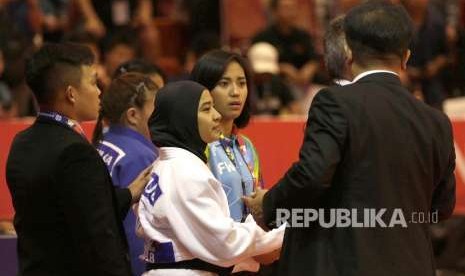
[[112, 0, 130, 26]]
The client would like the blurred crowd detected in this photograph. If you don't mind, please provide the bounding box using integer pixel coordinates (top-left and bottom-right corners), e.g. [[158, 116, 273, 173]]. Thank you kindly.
[[0, 0, 464, 119]]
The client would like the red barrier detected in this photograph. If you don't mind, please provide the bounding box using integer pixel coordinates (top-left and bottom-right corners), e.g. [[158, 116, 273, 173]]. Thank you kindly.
[[1, 118, 464, 220], [451, 120, 465, 214]]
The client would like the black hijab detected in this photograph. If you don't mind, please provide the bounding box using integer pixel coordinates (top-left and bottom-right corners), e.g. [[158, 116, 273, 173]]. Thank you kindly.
[[149, 81, 208, 163]]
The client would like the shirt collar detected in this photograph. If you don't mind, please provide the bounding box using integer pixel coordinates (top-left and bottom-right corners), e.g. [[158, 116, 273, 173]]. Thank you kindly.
[[107, 125, 156, 151], [352, 70, 399, 83], [334, 79, 352, 86]]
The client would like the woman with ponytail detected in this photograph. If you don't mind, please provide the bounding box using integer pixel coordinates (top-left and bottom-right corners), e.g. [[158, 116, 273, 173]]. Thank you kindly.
[[92, 72, 159, 276]]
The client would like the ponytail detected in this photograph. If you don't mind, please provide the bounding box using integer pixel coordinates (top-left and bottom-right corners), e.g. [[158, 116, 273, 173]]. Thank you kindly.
[[92, 111, 105, 146]]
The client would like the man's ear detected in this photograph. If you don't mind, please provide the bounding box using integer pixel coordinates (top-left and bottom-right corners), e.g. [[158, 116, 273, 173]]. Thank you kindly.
[[125, 107, 139, 126], [401, 49, 411, 70], [344, 46, 354, 79], [65, 85, 76, 104], [346, 46, 353, 66]]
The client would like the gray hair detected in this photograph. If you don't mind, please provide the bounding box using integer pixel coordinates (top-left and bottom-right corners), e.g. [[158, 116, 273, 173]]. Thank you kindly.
[[324, 16, 349, 80]]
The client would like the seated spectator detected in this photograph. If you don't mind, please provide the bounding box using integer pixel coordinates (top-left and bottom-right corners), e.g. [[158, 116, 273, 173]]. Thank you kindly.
[[76, 0, 153, 38], [171, 31, 221, 81], [0, 47, 14, 118], [39, 0, 70, 42], [3, 0, 67, 44], [252, 0, 319, 88], [402, 0, 449, 110], [3, 0, 41, 42], [1, 32, 37, 117], [248, 42, 299, 115], [75, 0, 160, 61], [102, 30, 138, 80]]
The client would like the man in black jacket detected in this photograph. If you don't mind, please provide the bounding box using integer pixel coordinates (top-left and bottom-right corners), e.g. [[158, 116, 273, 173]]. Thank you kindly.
[[6, 43, 151, 275], [244, 2, 456, 276]]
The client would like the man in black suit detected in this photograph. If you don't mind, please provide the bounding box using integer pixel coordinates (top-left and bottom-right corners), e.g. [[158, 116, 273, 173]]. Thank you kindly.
[[244, 2, 456, 276], [6, 43, 151, 275]]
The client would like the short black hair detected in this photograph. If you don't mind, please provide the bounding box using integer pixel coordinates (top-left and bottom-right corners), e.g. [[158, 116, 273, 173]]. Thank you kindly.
[[190, 50, 252, 129], [344, 1, 413, 66], [324, 16, 348, 80], [113, 59, 166, 82], [25, 43, 94, 104]]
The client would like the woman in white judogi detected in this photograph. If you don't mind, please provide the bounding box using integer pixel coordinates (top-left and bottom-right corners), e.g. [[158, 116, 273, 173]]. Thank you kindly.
[[137, 81, 284, 276]]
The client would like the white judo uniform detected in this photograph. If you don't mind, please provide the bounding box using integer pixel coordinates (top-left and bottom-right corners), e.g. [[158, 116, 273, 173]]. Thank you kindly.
[[137, 147, 285, 276]]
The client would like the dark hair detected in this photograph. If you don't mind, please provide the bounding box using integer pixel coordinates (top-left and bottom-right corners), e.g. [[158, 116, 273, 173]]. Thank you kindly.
[[324, 16, 348, 80], [270, 0, 280, 10], [178, 32, 221, 66], [102, 29, 138, 56], [189, 32, 221, 59], [190, 50, 252, 128], [113, 59, 166, 83], [344, 1, 413, 66], [25, 43, 94, 104], [64, 31, 99, 46], [92, 72, 159, 145], [2, 33, 31, 89]]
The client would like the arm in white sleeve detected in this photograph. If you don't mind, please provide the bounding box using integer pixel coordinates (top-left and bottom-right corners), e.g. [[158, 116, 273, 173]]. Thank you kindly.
[[165, 167, 284, 267]]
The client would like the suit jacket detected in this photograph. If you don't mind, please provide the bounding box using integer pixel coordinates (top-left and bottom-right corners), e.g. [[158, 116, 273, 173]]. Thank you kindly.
[[6, 116, 133, 276], [263, 73, 456, 276]]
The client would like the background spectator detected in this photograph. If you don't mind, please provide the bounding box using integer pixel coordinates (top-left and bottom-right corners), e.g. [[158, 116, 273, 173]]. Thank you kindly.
[[0, 0, 462, 114], [75, 0, 160, 61], [248, 42, 299, 115], [402, 0, 449, 109], [252, 0, 319, 89], [0, 48, 14, 119], [170, 31, 221, 81], [102, 30, 138, 80], [38, 0, 70, 42], [1, 33, 37, 117]]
